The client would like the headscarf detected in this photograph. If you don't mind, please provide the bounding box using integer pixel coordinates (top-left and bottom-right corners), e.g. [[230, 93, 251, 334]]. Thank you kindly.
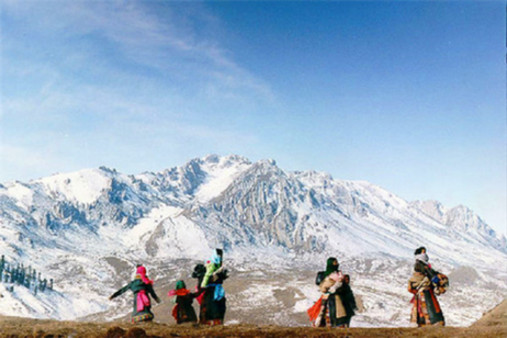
[[210, 249, 222, 266], [136, 265, 153, 285], [414, 247, 431, 272], [415, 253, 429, 264], [175, 280, 186, 290], [168, 280, 190, 297], [325, 257, 339, 277]]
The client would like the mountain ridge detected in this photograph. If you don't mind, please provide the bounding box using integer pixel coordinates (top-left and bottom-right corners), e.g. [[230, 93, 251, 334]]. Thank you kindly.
[[0, 154, 505, 324], [1, 154, 505, 260]]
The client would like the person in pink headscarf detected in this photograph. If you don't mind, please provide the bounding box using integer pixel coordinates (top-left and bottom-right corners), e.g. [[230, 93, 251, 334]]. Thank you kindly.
[[109, 264, 161, 323]]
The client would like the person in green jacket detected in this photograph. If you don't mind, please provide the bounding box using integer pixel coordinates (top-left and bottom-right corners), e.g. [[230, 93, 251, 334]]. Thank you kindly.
[[199, 249, 228, 325], [109, 265, 161, 323]]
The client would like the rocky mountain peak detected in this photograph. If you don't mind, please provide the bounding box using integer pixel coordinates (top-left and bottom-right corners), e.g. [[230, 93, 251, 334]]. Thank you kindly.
[[0, 154, 506, 323], [411, 200, 446, 221]]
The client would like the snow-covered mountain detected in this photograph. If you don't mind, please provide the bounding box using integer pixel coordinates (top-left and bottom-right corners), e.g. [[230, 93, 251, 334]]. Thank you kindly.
[[0, 154, 505, 326]]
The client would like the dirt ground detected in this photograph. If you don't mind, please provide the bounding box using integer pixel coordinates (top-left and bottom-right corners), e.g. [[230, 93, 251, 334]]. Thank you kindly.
[[0, 299, 505, 338]]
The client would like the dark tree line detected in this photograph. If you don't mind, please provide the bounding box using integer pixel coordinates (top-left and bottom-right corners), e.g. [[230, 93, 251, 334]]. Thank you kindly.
[[0, 255, 53, 295]]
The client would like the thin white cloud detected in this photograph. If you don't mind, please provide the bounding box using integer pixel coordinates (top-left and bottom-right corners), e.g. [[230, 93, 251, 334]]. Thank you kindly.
[[2, 1, 276, 117], [1, 0, 272, 182], [3, 1, 273, 100]]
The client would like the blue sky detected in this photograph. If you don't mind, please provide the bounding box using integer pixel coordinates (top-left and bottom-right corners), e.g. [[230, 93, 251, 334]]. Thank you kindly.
[[1, 1, 505, 235]]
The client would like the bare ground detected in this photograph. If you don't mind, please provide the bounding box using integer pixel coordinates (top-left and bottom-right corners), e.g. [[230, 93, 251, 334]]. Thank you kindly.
[[0, 299, 505, 338]]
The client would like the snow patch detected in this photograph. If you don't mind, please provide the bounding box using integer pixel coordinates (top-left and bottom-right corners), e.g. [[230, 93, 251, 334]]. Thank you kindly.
[[3, 183, 34, 209], [195, 158, 251, 203], [121, 205, 183, 245], [36, 169, 110, 204]]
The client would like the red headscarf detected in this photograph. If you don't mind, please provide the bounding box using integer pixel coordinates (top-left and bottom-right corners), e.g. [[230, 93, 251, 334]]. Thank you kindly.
[[136, 265, 153, 285]]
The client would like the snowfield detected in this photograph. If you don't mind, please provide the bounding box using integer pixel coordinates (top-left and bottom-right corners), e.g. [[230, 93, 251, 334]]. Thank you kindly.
[[0, 154, 505, 326]]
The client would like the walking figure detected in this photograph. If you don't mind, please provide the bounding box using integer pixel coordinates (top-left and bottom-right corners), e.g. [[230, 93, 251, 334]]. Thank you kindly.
[[109, 265, 161, 323]]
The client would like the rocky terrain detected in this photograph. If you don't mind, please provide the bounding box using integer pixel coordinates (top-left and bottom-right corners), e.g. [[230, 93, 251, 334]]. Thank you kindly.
[[0, 155, 505, 327]]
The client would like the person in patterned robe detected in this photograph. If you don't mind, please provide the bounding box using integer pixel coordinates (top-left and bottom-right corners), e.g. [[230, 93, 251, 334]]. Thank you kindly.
[[408, 247, 446, 327], [309, 257, 357, 328], [109, 265, 161, 323]]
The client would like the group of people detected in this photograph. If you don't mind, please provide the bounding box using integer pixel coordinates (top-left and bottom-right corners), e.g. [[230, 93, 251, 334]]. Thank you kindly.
[[109, 246, 448, 328], [308, 247, 448, 328], [109, 248, 228, 325]]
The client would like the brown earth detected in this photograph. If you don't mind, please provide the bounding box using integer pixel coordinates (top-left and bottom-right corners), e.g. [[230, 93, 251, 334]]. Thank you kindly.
[[0, 299, 505, 338], [472, 298, 507, 328]]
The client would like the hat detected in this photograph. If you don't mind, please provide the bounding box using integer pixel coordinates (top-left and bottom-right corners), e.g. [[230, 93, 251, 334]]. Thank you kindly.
[[175, 280, 186, 290]]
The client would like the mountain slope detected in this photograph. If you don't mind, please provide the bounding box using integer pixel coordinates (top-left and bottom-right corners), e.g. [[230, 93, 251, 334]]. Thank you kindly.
[[0, 154, 505, 325]]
